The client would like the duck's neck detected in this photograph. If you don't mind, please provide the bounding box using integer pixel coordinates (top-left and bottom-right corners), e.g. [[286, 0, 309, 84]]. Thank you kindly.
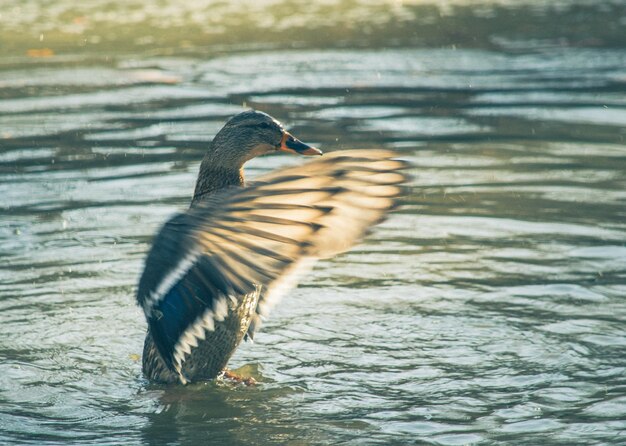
[[191, 163, 244, 206]]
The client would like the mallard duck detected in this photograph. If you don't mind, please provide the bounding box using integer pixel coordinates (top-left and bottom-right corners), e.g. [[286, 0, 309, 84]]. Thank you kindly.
[[137, 110, 408, 384]]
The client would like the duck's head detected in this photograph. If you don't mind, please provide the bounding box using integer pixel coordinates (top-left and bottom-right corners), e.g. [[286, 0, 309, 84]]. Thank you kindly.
[[209, 110, 322, 168]]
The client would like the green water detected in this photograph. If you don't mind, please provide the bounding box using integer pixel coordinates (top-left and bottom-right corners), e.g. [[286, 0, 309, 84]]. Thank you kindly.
[[1, 1, 625, 444]]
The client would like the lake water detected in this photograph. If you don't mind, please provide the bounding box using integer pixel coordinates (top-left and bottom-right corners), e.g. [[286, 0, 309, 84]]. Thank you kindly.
[[1, 1, 625, 444]]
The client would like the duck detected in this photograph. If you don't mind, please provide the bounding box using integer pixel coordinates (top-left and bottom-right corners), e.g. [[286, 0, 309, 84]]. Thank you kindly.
[[137, 110, 408, 384]]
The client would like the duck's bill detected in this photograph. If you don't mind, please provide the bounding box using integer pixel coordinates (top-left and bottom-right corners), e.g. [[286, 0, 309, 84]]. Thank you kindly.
[[279, 132, 323, 156]]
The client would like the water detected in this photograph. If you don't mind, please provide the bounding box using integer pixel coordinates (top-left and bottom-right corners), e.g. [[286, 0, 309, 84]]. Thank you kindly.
[[1, 1, 626, 444]]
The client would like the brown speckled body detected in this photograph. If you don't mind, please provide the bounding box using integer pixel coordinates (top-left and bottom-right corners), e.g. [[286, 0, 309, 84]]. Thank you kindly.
[[142, 288, 260, 383], [142, 127, 255, 383], [191, 167, 244, 205]]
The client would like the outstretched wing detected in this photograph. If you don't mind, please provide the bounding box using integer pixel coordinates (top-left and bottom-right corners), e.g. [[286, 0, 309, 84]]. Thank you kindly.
[[245, 150, 410, 336], [136, 190, 325, 380], [136, 149, 409, 379]]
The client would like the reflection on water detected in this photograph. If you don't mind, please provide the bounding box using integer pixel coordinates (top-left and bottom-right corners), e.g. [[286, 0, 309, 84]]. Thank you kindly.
[[1, 0, 626, 445], [1, 0, 625, 59]]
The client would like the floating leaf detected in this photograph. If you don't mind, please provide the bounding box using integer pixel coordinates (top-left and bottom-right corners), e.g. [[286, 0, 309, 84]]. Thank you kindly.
[[26, 48, 55, 58]]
